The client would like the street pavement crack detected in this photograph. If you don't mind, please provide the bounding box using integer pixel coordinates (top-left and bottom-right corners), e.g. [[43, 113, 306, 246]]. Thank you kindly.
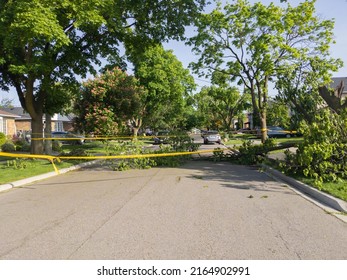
[[0, 210, 76, 259], [66, 168, 161, 259]]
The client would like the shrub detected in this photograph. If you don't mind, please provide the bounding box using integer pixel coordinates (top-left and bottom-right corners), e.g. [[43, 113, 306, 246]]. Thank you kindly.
[[281, 109, 347, 188], [14, 139, 30, 152], [1, 141, 16, 152], [236, 138, 275, 165], [0, 132, 6, 146], [52, 140, 62, 152], [160, 130, 200, 152]]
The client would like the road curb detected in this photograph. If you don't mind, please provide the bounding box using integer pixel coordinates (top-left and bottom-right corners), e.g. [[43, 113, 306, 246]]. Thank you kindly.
[[0, 160, 100, 193], [262, 164, 347, 213]]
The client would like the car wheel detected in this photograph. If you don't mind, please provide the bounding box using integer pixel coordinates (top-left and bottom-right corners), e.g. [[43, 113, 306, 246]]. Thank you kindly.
[[204, 139, 208, 144], [286, 134, 291, 138]]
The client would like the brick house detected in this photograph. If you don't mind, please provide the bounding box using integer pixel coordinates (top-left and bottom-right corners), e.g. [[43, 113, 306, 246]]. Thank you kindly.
[[0, 107, 75, 135], [0, 109, 19, 136]]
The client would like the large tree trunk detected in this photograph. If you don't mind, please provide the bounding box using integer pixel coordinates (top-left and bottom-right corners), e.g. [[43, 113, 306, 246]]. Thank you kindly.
[[44, 113, 52, 155], [318, 81, 347, 114], [131, 118, 142, 140], [31, 114, 44, 154], [260, 110, 267, 143]]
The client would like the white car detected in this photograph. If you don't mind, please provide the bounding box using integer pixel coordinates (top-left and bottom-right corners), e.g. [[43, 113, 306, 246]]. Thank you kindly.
[[202, 130, 221, 144]]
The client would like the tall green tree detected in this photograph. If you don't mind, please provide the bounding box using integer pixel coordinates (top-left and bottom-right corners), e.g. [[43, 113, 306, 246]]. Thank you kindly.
[[189, 0, 341, 142], [75, 68, 144, 136], [194, 85, 249, 130], [126, 43, 196, 130], [0, 0, 206, 153], [266, 97, 290, 128]]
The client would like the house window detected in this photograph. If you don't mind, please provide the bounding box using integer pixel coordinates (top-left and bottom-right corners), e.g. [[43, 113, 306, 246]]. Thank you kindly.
[[0, 117, 4, 134], [56, 121, 63, 132]]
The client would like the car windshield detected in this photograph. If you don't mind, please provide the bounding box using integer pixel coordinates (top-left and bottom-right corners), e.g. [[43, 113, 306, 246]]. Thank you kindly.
[[207, 131, 219, 134]]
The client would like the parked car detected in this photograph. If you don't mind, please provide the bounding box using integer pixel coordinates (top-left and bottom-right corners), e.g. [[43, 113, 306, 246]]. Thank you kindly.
[[201, 130, 222, 144], [257, 126, 296, 138], [51, 131, 84, 145], [153, 130, 170, 144]]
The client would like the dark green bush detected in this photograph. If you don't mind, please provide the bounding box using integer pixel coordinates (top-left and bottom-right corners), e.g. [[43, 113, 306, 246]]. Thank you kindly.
[[14, 139, 30, 152], [237, 138, 275, 165], [1, 141, 16, 152], [281, 109, 347, 188]]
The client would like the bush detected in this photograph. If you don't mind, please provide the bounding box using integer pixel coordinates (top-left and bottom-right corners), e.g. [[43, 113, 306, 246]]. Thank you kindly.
[[0, 132, 6, 146], [167, 131, 201, 152], [1, 141, 16, 152], [52, 140, 62, 152], [236, 138, 275, 165], [281, 109, 347, 188], [14, 139, 30, 152]]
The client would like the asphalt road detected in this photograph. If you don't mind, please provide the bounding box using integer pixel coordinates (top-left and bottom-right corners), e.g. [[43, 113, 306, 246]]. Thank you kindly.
[[0, 160, 346, 260]]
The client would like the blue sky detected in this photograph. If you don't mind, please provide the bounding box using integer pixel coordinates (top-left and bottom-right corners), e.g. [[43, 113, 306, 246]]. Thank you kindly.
[[164, 0, 347, 93], [2, 0, 347, 105]]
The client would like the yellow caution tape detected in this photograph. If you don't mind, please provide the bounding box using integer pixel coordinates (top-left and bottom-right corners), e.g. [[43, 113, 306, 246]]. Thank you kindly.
[[1, 148, 229, 175], [0, 151, 61, 174]]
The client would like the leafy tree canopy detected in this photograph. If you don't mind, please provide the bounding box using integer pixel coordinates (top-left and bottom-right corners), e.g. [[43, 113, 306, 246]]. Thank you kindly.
[[75, 68, 144, 136], [0, 0, 206, 153], [189, 0, 341, 142], [126, 43, 196, 130], [194, 85, 250, 131]]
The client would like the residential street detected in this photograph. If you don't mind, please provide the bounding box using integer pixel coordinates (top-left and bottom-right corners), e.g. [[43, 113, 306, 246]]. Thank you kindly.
[[0, 160, 346, 260]]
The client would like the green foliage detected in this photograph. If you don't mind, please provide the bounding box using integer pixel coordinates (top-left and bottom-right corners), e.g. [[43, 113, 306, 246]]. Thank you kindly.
[[14, 139, 31, 152], [0, 0, 206, 153], [106, 140, 157, 171], [6, 158, 34, 170], [194, 85, 250, 130], [106, 134, 197, 170], [212, 148, 225, 162], [126, 44, 196, 130], [61, 148, 89, 157], [266, 97, 291, 129], [152, 146, 185, 167], [52, 140, 63, 152], [0, 132, 6, 146], [281, 109, 347, 187], [167, 131, 200, 152], [237, 138, 276, 165], [75, 68, 144, 135], [189, 0, 341, 142], [1, 141, 16, 152]]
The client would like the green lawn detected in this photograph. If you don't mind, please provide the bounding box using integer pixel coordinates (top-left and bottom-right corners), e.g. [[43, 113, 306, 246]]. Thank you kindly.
[[295, 176, 347, 202], [265, 159, 347, 202], [224, 136, 303, 146], [0, 159, 75, 184], [0, 140, 147, 185], [61, 141, 108, 154]]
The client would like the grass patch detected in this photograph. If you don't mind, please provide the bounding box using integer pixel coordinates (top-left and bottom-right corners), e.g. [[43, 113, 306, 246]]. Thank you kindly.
[[61, 141, 107, 154], [0, 159, 76, 185], [224, 136, 303, 146], [295, 176, 347, 201], [265, 159, 347, 202]]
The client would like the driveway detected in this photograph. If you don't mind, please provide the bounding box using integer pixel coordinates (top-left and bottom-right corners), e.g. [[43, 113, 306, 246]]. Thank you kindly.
[[0, 160, 346, 259]]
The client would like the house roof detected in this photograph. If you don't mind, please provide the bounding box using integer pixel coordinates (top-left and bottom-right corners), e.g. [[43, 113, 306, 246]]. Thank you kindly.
[[0, 107, 75, 122], [0, 108, 20, 118], [0, 107, 30, 119]]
